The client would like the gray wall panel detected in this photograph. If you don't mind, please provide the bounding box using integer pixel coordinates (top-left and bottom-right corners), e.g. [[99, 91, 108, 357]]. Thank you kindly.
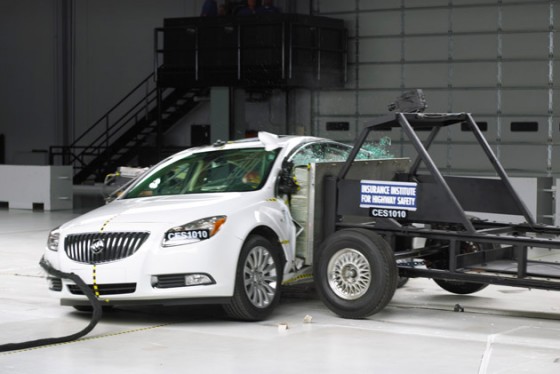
[[359, 39, 402, 62], [554, 145, 560, 174], [345, 63, 357, 89], [315, 0, 355, 13], [501, 4, 550, 31], [501, 33, 550, 59], [501, 61, 550, 87], [419, 90, 451, 113], [451, 90, 497, 113], [553, 113, 560, 143], [404, 0, 449, 7], [358, 91, 385, 115], [404, 63, 449, 88], [318, 91, 356, 115], [315, 1, 559, 175], [359, 65, 402, 89], [404, 9, 449, 34], [500, 145, 548, 173], [453, 35, 497, 60], [452, 62, 497, 87], [358, 91, 402, 115], [501, 90, 550, 115], [449, 144, 500, 173], [451, 7, 499, 33], [404, 36, 449, 61], [359, 11, 401, 36]]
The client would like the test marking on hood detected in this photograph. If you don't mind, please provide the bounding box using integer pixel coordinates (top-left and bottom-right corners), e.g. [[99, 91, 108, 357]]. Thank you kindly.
[[92, 216, 117, 301], [99, 216, 117, 233], [92, 265, 99, 298]]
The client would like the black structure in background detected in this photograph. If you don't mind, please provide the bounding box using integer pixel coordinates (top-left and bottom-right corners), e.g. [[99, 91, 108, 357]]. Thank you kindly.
[[155, 14, 347, 89], [50, 14, 347, 184]]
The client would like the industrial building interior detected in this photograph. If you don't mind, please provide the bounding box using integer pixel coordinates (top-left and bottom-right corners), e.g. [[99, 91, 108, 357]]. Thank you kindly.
[[2, 0, 560, 373]]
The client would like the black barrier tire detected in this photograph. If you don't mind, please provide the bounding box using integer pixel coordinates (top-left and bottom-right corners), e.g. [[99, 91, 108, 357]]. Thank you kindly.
[[223, 235, 283, 321], [434, 278, 488, 295], [315, 229, 398, 319], [426, 238, 489, 295]]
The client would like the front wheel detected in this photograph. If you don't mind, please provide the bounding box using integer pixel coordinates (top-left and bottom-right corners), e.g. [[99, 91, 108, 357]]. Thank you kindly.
[[223, 235, 283, 321], [315, 229, 398, 318]]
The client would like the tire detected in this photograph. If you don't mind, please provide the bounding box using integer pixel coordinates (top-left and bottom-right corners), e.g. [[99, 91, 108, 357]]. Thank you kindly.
[[426, 238, 489, 295], [314, 229, 398, 318], [433, 278, 487, 294], [223, 234, 283, 321]]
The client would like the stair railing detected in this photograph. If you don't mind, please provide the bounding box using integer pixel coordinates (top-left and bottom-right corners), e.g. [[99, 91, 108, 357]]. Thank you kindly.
[[49, 72, 171, 174]]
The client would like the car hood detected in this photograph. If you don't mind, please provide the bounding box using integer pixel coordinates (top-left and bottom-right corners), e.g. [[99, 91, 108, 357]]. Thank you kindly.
[[62, 192, 263, 231]]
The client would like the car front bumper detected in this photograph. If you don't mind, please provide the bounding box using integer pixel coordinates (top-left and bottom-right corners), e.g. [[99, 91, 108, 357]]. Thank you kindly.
[[43, 223, 244, 307]]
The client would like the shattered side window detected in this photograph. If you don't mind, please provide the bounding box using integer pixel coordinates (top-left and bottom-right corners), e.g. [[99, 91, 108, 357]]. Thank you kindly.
[[356, 136, 393, 160], [290, 143, 350, 166], [290, 138, 392, 166]]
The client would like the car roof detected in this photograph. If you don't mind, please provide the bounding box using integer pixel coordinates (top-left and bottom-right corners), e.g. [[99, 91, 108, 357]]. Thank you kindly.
[[171, 132, 334, 158]]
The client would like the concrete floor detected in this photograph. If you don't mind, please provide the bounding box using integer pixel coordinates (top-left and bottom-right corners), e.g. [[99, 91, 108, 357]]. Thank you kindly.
[[2, 208, 560, 373]]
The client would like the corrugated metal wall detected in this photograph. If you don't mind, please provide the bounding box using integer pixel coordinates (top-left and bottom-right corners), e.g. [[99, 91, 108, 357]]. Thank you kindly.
[[313, 0, 559, 177]]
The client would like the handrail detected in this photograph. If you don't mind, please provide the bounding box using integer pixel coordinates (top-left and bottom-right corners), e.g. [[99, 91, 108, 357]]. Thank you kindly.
[[71, 72, 156, 146], [74, 87, 160, 160]]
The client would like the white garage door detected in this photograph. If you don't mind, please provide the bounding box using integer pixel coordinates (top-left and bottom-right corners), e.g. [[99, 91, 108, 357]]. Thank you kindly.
[[313, 0, 559, 177]]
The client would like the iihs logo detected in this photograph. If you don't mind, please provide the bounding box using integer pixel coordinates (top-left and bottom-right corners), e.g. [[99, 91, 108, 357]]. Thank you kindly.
[[90, 238, 105, 255]]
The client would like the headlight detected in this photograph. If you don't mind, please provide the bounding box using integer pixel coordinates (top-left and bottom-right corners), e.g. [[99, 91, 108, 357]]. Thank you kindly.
[[163, 216, 227, 247], [47, 228, 60, 251]]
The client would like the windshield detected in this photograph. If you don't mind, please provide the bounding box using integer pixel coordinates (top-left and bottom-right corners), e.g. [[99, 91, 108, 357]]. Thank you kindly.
[[123, 148, 279, 198]]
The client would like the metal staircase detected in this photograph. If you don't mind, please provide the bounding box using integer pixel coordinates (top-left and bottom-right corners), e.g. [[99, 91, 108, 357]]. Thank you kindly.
[[49, 73, 206, 184]]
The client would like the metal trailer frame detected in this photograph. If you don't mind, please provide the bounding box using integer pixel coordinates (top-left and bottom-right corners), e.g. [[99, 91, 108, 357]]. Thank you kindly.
[[322, 112, 560, 291]]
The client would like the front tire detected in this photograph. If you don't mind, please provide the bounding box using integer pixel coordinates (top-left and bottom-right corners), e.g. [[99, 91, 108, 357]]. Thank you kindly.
[[223, 235, 283, 321], [315, 229, 398, 318]]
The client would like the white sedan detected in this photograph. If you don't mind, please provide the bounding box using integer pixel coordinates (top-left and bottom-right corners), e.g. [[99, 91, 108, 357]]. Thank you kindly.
[[43, 132, 381, 320]]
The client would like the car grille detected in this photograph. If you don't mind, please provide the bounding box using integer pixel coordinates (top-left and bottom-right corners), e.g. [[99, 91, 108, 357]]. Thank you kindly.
[[68, 283, 137, 295], [64, 232, 149, 264]]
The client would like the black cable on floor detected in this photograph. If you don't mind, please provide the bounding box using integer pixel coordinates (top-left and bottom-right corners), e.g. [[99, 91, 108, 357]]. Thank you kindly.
[[0, 257, 102, 353]]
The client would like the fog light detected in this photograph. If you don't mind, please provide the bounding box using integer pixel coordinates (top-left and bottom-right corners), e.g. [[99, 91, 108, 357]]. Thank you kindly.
[[185, 274, 213, 286]]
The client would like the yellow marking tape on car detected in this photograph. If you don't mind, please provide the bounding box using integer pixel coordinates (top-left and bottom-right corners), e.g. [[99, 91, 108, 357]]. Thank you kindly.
[[99, 216, 115, 233], [92, 217, 115, 301], [92, 265, 99, 298]]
